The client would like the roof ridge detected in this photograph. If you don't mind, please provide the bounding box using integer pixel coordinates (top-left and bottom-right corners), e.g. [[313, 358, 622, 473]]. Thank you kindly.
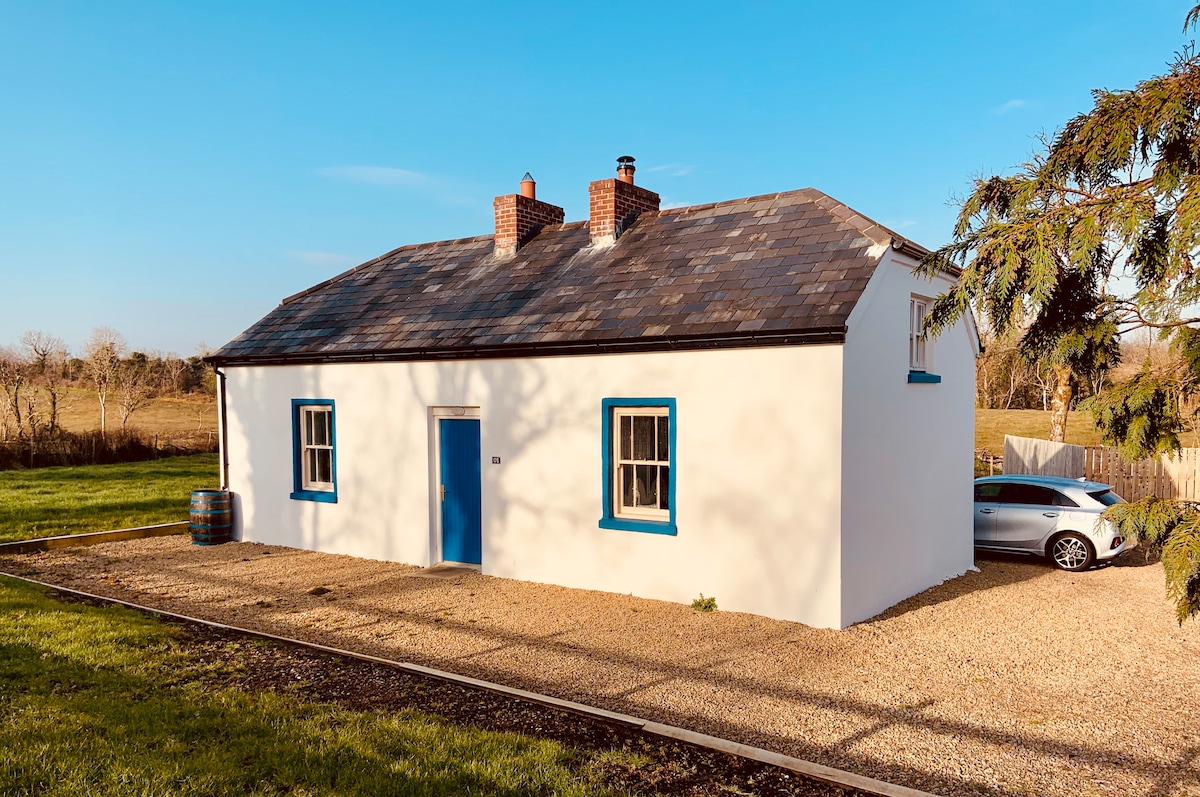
[[655, 187, 818, 217], [648, 188, 925, 256]]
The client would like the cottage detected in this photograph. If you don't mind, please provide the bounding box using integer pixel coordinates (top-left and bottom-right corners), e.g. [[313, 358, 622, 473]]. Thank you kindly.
[[208, 157, 980, 629]]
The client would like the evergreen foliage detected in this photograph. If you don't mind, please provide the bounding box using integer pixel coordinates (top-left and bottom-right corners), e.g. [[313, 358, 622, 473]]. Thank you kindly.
[[1085, 362, 1184, 458], [916, 162, 1122, 443], [1162, 517, 1200, 623], [1104, 496, 1195, 553], [927, 5, 1200, 621]]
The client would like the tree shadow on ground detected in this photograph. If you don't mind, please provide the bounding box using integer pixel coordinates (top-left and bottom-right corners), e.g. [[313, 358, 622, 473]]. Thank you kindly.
[[865, 554, 1050, 622]]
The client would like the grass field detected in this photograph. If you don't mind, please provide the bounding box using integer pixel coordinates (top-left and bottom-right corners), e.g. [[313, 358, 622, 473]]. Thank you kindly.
[[0, 576, 631, 797], [0, 455, 218, 543], [975, 408, 1103, 453], [32, 387, 217, 435]]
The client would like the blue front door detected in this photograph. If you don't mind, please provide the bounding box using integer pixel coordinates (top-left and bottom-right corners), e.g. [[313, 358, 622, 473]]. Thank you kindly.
[[439, 418, 482, 564]]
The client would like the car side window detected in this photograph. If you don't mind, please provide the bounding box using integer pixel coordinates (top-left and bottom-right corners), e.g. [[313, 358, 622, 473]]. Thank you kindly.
[[1050, 491, 1079, 508], [975, 483, 1003, 502], [998, 483, 1057, 506]]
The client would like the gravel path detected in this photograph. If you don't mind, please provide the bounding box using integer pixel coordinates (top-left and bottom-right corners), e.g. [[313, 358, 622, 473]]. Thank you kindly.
[[3, 537, 1198, 797]]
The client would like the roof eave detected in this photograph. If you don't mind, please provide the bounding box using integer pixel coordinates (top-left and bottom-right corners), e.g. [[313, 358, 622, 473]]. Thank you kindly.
[[889, 235, 962, 279], [205, 326, 848, 368]]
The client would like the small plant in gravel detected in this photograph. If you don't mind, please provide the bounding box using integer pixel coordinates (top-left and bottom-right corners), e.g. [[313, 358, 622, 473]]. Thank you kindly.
[[691, 594, 717, 612]]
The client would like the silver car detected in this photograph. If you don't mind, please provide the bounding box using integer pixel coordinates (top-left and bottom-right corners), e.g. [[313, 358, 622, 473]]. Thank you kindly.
[[973, 474, 1136, 571]]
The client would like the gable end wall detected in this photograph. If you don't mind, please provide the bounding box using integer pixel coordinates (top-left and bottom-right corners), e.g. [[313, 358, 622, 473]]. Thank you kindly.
[[838, 250, 976, 626]]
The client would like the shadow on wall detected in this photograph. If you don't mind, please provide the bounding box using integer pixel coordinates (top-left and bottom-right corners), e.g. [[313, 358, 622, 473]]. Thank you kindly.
[[693, 397, 843, 626], [227, 368, 274, 543], [475, 359, 590, 574], [407, 357, 606, 578], [333, 364, 426, 564]]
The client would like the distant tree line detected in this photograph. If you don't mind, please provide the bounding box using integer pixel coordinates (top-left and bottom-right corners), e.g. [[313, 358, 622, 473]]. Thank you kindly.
[[975, 330, 1160, 414], [0, 327, 217, 468]]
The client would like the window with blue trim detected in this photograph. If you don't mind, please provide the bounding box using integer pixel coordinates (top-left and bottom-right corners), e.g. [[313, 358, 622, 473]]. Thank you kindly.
[[908, 295, 942, 383], [600, 398, 676, 535], [291, 399, 337, 503]]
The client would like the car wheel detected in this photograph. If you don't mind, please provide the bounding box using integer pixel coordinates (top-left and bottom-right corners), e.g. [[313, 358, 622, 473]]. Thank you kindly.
[[1049, 532, 1095, 571]]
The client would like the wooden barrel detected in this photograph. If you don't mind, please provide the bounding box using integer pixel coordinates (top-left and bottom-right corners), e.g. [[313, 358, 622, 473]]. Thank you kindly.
[[189, 490, 232, 545]]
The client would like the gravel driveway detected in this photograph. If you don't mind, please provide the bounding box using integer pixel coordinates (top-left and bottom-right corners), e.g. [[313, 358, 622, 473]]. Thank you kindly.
[[3, 537, 1198, 797]]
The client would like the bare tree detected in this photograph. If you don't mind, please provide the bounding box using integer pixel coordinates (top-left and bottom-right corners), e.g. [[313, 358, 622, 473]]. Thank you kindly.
[[161, 353, 188, 397], [22, 391, 44, 443], [1004, 355, 1033, 409], [0, 346, 28, 441], [975, 329, 1036, 410], [82, 327, 127, 437], [20, 330, 68, 433], [115, 361, 154, 431], [1031, 361, 1054, 413], [193, 342, 217, 396]]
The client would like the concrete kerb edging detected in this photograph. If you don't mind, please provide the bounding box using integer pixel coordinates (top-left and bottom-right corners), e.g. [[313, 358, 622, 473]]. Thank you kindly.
[[0, 521, 189, 555], [0, 571, 940, 797]]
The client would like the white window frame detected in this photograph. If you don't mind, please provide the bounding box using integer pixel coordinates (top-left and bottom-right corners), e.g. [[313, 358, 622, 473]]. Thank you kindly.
[[298, 404, 334, 492], [611, 406, 671, 522], [910, 295, 930, 372]]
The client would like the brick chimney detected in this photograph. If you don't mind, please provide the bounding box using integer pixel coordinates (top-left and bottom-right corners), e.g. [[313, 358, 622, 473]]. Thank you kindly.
[[589, 156, 660, 246], [493, 173, 565, 258]]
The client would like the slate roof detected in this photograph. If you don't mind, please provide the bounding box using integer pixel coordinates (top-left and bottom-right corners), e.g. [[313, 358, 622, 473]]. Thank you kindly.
[[211, 187, 929, 365]]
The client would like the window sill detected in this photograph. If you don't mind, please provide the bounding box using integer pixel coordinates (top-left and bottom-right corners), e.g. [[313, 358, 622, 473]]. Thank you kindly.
[[907, 371, 942, 384], [290, 490, 338, 503], [599, 517, 677, 536]]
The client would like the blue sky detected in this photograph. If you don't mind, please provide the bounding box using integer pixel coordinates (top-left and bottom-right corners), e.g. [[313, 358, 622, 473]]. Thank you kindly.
[[0, 0, 1191, 355]]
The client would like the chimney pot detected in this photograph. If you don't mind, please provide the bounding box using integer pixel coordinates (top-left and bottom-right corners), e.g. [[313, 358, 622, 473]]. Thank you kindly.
[[493, 175, 564, 258], [616, 155, 636, 184], [589, 156, 659, 246], [520, 172, 536, 199]]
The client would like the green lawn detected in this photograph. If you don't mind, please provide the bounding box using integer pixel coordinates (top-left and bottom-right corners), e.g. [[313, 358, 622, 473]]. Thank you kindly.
[[0, 454, 218, 543], [0, 576, 630, 797]]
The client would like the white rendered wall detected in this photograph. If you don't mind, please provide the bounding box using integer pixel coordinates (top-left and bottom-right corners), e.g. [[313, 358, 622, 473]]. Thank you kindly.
[[223, 344, 848, 628], [838, 251, 978, 627]]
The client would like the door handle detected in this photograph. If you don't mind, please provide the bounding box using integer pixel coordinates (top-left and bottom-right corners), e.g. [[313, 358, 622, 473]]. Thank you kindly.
[[1043, 512, 1059, 518], [979, 508, 995, 514], [441, 484, 446, 501]]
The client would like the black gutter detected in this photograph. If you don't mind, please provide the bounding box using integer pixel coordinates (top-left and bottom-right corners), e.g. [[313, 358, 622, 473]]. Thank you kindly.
[[890, 236, 963, 278], [204, 327, 847, 368], [213, 364, 230, 490]]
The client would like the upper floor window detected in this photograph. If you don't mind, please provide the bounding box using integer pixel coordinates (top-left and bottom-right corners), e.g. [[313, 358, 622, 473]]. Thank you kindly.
[[907, 296, 941, 383], [910, 295, 929, 372]]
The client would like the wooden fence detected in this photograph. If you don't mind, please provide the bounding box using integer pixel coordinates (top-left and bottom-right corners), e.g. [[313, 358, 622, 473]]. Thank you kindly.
[[1003, 436, 1085, 479], [1084, 446, 1200, 502], [1004, 434, 1200, 502]]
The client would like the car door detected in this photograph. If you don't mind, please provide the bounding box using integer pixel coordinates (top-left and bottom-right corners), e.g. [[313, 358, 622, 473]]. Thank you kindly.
[[993, 483, 1063, 549], [974, 482, 1003, 543]]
